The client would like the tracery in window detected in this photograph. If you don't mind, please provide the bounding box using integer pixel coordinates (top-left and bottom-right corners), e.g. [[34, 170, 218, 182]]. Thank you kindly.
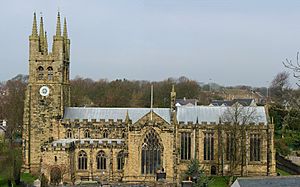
[[117, 151, 125, 170], [141, 129, 163, 174], [204, 132, 214, 161], [181, 132, 191, 160], [78, 151, 87, 170], [103, 130, 109, 138], [96, 150, 106, 170], [250, 134, 261, 161], [84, 130, 90, 138], [66, 129, 72, 139], [226, 133, 235, 161]]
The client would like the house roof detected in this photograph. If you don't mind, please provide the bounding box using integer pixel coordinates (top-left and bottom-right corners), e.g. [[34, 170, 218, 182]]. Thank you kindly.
[[64, 106, 267, 125], [231, 176, 300, 187], [176, 98, 198, 106], [211, 99, 255, 107]]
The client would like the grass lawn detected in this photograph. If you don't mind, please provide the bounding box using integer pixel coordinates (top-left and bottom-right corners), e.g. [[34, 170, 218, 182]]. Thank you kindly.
[[276, 168, 291, 176], [209, 176, 228, 187], [0, 175, 9, 187], [20, 172, 37, 184], [0, 173, 37, 187]]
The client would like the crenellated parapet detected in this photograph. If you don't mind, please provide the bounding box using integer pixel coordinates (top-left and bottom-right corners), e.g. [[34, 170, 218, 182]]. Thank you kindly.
[[42, 138, 125, 151]]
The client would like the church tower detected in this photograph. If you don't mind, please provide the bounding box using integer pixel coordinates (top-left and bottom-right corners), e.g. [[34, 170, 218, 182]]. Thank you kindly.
[[22, 12, 70, 173]]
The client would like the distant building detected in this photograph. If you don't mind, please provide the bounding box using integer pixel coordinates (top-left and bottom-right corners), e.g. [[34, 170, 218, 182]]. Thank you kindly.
[[210, 98, 256, 107], [220, 89, 266, 105], [175, 98, 198, 106], [231, 176, 300, 187]]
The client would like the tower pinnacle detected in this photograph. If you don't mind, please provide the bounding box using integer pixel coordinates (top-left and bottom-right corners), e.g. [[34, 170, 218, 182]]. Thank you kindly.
[[63, 17, 68, 39], [39, 15, 45, 53], [31, 12, 38, 37], [44, 31, 48, 54], [56, 12, 61, 36]]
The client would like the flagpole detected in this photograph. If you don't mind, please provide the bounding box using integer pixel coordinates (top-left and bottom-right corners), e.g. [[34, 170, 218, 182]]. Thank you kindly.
[[151, 84, 153, 120]]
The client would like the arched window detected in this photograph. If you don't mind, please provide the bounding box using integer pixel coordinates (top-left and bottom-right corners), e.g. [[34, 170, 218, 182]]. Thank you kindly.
[[141, 129, 163, 174], [66, 129, 72, 139], [84, 130, 90, 138], [103, 130, 108, 138], [37, 66, 44, 80], [96, 151, 106, 170], [117, 151, 125, 170], [78, 151, 87, 170], [47, 66, 53, 80]]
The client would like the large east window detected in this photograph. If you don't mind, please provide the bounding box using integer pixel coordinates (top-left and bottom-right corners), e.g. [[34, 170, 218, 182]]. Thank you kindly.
[[181, 132, 191, 160], [204, 132, 214, 161], [141, 129, 163, 174]]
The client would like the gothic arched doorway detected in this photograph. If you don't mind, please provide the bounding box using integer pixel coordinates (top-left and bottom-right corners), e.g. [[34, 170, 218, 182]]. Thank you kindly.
[[211, 165, 217, 175], [141, 129, 163, 174], [50, 167, 62, 185]]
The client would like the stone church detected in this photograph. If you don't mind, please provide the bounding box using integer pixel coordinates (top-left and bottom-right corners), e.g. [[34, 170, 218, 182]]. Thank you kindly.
[[22, 13, 276, 185]]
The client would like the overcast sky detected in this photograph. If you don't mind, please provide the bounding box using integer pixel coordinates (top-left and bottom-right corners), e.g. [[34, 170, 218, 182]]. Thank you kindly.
[[1, 0, 300, 87]]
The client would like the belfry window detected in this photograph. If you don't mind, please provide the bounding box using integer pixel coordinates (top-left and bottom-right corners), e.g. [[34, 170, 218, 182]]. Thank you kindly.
[[37, 66, 44, 80], [117, 151, 125, 170], [47, 66, 53, 80], [84, 130, 90, 138], [141, 129, 163, 174], [78, 151, 87, 170], [250, 134, 261, 161], [66, 129, 72, 139], [181, 132, 191, 160], [204, 132, 214, 161], [96, 151, 106, 170]]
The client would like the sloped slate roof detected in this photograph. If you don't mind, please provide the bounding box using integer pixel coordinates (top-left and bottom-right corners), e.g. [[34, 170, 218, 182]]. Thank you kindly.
[[64, 107, 171, 124], [64, 106, 267, 125], [231, 176, 300, 187], [176, 106, 267, 125]]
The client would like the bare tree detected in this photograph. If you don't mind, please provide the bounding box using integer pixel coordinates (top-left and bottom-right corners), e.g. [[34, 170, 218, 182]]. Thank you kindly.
[[283, 52, 300, 87], [220, 104, 258, 185], [269, 71, 290, 104]]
